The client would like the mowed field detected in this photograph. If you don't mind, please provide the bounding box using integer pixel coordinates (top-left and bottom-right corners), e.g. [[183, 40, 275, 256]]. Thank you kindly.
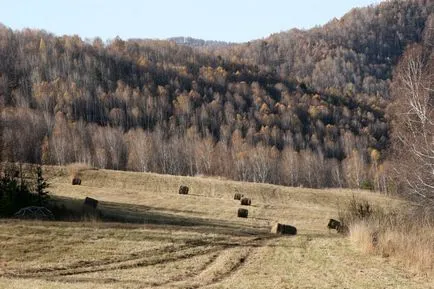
[[0, 166, 432, 289]]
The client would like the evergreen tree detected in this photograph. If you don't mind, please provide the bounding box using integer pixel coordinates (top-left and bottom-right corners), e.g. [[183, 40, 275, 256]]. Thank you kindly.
[[35, 166, 49, 205]]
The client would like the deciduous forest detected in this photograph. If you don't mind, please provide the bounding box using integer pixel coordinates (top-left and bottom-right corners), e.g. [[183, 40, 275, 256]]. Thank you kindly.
[[0, 0, 432, 201]]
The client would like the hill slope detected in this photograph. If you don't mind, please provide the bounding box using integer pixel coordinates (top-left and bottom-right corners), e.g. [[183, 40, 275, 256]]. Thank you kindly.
[[0, 166, 431, 289], [205, 0, 433, 97]]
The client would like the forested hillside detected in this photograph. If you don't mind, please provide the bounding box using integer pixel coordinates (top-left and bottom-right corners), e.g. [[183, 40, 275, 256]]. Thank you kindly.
[[0, 0, 432, 194], [206, 0, 431, 98]]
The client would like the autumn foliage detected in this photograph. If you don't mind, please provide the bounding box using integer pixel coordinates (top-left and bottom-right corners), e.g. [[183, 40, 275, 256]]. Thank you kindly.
[[0, 1, 432, 193]]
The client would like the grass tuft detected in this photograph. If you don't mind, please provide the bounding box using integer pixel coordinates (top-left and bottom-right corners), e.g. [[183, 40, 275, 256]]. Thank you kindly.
[[341, 198, 434, 274], [66, 162, 91, 180]]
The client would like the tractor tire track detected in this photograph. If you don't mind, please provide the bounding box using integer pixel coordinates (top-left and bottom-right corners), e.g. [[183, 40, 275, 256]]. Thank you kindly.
[[3, 242, 216, 279], [166, 235, 274, 288], [40, 249, 225, 287]]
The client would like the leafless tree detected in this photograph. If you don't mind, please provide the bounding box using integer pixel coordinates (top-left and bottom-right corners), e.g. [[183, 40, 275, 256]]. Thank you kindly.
[[280, 147, 300, 187], [390, 44, 433, 202], [126, 128, 153, 172]]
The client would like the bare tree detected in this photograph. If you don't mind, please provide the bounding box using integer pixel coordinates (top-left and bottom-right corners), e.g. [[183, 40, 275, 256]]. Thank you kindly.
[[390, 44, 433, 202], [126, 128, 153, 172], [249, 144, 278, 183], [342, 149, 368, 189], [50, 112, 72, 165], [280, 147, 300, 187], [194, 135, 215, 176]]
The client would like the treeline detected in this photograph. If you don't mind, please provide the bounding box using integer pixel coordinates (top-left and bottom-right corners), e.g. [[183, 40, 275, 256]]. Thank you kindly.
[[1, 107, 386, 190], [0, 0, 432, 193], [167, 37, 231, 47]]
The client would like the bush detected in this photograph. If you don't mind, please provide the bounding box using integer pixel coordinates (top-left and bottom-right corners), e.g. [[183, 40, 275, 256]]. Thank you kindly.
[[67, 163, 90, 180], [339, 197, 434, 274], [359, 179, 374, 191], [338, 196, 375, 230]]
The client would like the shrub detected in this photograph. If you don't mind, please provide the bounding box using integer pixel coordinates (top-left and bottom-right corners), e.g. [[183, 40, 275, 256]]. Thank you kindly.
[[338, 196, 375, 230], [360, 179, 374, 191], [340, 197, 434, 274], [67, 163, 90, 180]]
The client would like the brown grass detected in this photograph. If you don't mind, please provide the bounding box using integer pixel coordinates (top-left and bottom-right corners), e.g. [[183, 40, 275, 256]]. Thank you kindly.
[[342, 198, 434, 274], [0, 166, 432, 288], [67, 163, 91, 180]]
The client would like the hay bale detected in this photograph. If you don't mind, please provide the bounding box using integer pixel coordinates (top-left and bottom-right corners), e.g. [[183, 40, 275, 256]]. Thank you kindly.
[[234, 193, 244, 200], [327, 218, 348, 233], [237, 208, 248, 218], [72, 178, 81, 185], [82, 197, 101, 220], [84, 197, 98, 209], [240, 198, 251, 206], [327, 218, 341, 230], [179, 185, 189, 195], [271, 223, 297, 235]]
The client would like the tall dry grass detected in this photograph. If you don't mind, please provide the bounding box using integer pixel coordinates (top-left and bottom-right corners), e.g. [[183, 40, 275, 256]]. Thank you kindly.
[[66, 162, 91, 180], [340, 197, 433, 274]]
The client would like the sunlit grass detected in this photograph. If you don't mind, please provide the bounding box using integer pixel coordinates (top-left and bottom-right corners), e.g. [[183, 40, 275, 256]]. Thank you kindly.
[[0, 166, 431, 288]]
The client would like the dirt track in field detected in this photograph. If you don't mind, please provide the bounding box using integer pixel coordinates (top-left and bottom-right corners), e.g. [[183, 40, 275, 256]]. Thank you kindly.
[[0, 167, 431, 289]]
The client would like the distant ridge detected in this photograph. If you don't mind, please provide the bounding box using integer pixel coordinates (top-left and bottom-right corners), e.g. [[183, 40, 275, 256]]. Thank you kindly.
[[168, 36, 233, 47]]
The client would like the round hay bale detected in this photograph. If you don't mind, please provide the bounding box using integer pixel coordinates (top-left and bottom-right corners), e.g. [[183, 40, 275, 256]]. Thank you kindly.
[[327, 218, 348, 234], [237, 208, 248, 218], [327, 218, 341, 230], [240, 198, 251, 206], [84, 197, 98, 209], [72, 178, 81, 185], [234, 193, 244, 200], [271, 223, 297, 235], [179, 185, 189, 195]]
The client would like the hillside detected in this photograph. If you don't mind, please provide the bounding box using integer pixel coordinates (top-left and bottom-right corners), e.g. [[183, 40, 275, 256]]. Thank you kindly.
[[0, 0, 433, 193], [0, 166, 432, 289], [205, 0, 433, 97]]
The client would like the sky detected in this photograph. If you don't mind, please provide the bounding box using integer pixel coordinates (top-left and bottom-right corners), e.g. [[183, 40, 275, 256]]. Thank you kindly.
[[0, 0, 380, 43]]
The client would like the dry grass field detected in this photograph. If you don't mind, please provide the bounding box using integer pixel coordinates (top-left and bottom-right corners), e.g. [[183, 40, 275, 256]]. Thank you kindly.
[[0, 165, 432, 289]]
